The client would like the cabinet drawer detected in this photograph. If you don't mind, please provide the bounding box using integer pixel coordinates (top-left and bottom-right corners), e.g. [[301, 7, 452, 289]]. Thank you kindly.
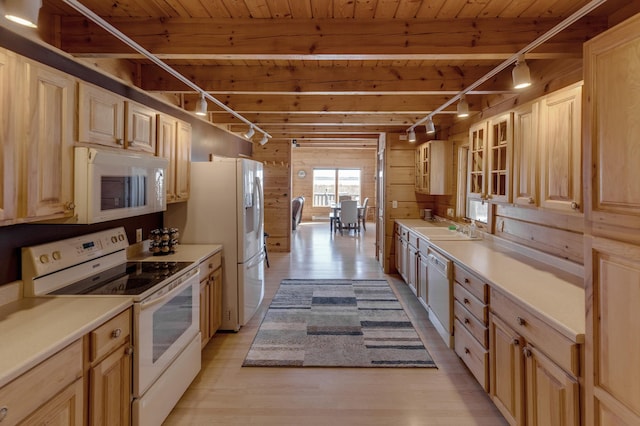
[[454, 300, 488, 348], [408, 231, 420, 248], [90, 309, 131, 363], [454, 319, 489, 391], [199, 252, 221, 278], [454, 263, 488, 302], [0, 340, 82, 425], [490, 288, 579, 376], [454, 283, 488, 323]]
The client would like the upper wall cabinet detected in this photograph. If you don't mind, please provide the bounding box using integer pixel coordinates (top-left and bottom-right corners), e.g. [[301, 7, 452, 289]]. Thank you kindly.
[[584, 14, 640, 234], [78, 81, 125, 148], [415, 140, 451, 195], [0, 49, 17, 223], [125, 101, 157, 154], [487, 113, 513, 203], [23, 60, 75, 221], [539, 83, 582, 213], [468, 121, 488, 201], [78, 82, 157, 154], [512, 102, 539, 206], [158, 114, 191, 203]]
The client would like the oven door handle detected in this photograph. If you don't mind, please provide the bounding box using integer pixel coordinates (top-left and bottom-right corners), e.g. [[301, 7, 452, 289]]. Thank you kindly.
[[139, 271, 197, 309]]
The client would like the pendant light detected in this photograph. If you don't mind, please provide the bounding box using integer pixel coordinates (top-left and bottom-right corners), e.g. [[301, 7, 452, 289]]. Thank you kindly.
[[425, 117, 436, 135], [512, 55, 532, 89], [195, 93, 208, 116], [4, 0, 42, 28], [243, 125, 255, 139], [407, 128, 417, 143], [457, 95, 469, 118], [259, 133, 269, 145]]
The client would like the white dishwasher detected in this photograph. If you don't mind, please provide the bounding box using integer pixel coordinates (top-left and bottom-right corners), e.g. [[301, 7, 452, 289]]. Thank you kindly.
[[427, 248, 454, 348]]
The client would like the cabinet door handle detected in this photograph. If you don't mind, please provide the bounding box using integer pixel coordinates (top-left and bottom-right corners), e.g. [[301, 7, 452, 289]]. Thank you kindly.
[[0, 406, 8, 422], [512, 338, 520, 346], [464, 347, 470, 355], [523, 347, 532, 358], [516, 316, 526, 326], [125, 346, 134, 356], [570, 201, 580, 210], [463, 298, 470, 305], [111, 328, 122, 339], [464, 278, 470, 284], [116, 138, 124, 145], [464, 318, 470, 325], [128, 140, 135, 146], [64, 201, 75, 211], [209, 263, 214, 270]]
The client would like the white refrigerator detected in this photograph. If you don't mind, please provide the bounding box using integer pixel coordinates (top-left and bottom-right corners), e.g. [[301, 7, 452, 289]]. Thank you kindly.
[[165, 158, 265, 331]]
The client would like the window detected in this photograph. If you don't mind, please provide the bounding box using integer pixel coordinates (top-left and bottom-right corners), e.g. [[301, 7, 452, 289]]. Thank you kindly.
[[312, 169, 361, 206]]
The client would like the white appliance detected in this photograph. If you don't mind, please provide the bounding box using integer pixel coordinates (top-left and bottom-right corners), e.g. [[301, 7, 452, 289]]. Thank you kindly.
[[427, 247, 454, 348], [74, 146, 168, 224], [21, 228, 201, 426], [165, 158, 265, 331]]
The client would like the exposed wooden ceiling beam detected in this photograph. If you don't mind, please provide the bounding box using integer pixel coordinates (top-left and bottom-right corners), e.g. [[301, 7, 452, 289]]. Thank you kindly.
[[53, 17, 606, 58]]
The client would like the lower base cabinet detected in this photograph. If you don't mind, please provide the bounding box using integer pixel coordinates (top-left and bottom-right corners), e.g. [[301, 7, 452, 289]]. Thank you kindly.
[[199, 251, 223, 348], [489, 292, 580, 426]]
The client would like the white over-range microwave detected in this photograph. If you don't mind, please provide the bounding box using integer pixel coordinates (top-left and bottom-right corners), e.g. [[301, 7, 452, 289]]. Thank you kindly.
[[74, 147, 168, 224]]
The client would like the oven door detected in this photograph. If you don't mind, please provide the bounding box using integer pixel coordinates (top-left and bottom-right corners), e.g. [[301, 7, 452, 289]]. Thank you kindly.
[[133, 266, 199, 397]]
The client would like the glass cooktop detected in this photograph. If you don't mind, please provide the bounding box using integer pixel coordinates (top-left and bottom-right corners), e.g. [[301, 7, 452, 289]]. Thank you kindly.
[[50, 261, 193, 296]]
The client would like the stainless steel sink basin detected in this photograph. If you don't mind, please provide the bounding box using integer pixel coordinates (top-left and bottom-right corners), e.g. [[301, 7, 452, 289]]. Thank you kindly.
[[412, 227, 480, 241]]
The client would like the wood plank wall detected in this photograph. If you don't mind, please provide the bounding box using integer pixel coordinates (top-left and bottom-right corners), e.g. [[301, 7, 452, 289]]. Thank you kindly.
[[252, 140, 292, 252], [291, 147, 377, 222]]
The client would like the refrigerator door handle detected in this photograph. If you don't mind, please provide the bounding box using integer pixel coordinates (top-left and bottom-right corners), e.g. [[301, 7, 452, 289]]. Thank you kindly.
[[246, 249, 266, 268], [255, 176, 264, 238]]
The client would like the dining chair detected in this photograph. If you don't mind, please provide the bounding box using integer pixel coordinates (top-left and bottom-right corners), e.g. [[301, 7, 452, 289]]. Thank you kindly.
[[358, 197, 369, 231], [339, 195, 352, 202], [337, 200, 359, 235]]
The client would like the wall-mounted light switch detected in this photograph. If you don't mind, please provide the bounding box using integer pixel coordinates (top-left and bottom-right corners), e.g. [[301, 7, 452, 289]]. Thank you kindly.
[[392, 200, 398, 208], [136, 228, 143, 243]]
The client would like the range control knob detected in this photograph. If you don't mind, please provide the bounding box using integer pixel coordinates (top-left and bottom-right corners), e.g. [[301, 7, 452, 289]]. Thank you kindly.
[[118, 234, 125, 241], [111, 236, 118, 243], [39, 254, 50, 264], [52, 251, 62, 261]]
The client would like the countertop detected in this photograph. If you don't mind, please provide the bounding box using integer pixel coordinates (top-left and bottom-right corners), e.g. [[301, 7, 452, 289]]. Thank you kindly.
[[130, 243, 223, 264], [0, 297, 132, 388], [395, 219, 585, 343]]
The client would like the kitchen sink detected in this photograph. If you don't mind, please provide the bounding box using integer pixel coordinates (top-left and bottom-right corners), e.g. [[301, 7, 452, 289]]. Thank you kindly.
[[412, 227, 480, 241]]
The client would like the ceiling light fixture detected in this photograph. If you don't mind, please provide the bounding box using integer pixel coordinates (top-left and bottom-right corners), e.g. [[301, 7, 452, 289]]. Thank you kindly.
[[59, 0, 271, 141], [407, 128, 417, 143], [512, 55, 532, 89], [425, 117, 436, 134], [259, 133, 269, 145], [457, 96, 469, 118], [244, 126, 255, 139], [4, 0, 42, 28], [404, 0, 607, 135], [195, 93, 208, 116]]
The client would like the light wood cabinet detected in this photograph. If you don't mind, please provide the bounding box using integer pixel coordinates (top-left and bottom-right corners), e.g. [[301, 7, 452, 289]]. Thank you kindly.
[[0, 49, 17, 224], [417, 240, 429, 309], [489, 288, 580, 426], [468, 121, 488, 200], [0, 340, 83, 426], [199, 251, 223, 348], [87, 309, 132, 426], [125, 101, 157, 154], [487, 113, 513, 203], [22, 60, 76, 221], [512, 101, 539, 206], [158, 114, 191, 203], [539, 83, 582, 213], [415, 140, 451, 195], [583, 14, 640, 426], [77, 81, 125, 148], [453, 263, 489, 391], [78, 82, 158, 154]]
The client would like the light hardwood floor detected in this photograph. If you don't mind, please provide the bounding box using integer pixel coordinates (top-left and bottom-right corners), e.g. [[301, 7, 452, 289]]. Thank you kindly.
[[165, 222, 507, 425]]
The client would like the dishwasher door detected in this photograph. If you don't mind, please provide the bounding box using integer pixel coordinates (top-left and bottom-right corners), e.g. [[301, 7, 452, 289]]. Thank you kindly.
[[427, 248, 454, 348]]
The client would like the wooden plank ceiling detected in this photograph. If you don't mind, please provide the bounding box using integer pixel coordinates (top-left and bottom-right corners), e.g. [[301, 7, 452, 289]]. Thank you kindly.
[[38, 0, 636, 147]]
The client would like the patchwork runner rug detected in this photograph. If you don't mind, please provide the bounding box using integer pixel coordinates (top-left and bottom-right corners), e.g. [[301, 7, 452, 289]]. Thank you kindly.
[[243, 279, 436, 368]]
